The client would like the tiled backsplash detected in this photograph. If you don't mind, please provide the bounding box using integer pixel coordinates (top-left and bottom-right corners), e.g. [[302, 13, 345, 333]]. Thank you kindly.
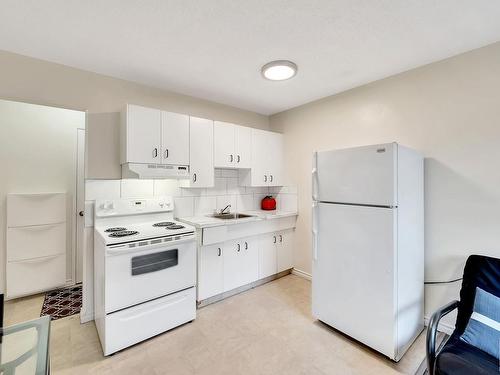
[[85, 168, 297, 227]]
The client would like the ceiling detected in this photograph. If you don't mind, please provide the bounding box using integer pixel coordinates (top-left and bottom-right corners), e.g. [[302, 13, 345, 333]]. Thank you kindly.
[[1, 1, 500, 115]]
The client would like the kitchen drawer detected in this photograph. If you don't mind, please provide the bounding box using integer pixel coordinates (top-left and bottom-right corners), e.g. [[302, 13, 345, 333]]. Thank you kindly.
[[7, 193, 66, 227], [7, 223, 66, 262], [104, 287, 196, 355], [6, 254, 66, 299]]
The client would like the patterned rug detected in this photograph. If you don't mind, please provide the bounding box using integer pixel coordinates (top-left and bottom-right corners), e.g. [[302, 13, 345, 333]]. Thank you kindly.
[[40, 285, 82, 320]]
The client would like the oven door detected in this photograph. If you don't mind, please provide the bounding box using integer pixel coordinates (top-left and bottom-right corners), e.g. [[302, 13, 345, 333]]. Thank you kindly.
[[104, 237, 196, 313]]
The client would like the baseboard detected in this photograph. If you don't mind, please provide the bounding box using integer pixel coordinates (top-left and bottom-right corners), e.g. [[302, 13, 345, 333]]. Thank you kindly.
[[424, 315, 455, 335], [291, 268, 312, 280], [80, 310, 94, 324]]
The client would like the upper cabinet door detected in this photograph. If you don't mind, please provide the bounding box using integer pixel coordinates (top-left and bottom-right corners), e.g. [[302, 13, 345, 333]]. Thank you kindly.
[[268, 132, 283, 186], [250, 129, 269, 186], [315, 143, 397, 206], [161, 111, 189, 165], [189, 117, 214, 187], [234, 125, 252, 168], [214, 121, 235, 168], [123, 105, 161, 164]]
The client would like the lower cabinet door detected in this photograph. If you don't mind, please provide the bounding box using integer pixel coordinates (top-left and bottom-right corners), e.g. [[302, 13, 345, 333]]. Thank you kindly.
[[277, 229, 294, 273], [240, 237, 259, 285], [259, 233, 277, 279], [223, 240, 241, 292], [198, 244, 224, 301]]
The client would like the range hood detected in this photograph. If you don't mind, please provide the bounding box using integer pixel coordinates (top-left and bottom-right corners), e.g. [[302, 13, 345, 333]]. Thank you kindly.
[[121, 163, 189, 179]]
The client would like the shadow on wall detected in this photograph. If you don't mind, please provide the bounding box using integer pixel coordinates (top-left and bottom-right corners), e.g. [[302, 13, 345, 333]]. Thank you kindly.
[[86, 112, 121, 180], [424, 157, 500, 283]]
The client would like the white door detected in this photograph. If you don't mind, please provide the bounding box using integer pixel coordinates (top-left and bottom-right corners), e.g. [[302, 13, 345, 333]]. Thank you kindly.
[[223, 240, 241, 292], [239, 237, 259, 285], [268, 132, 283, 186], [126, 105, 161, 164], [277, 229, 294, 273], [312, 202, 397, 358], [235, 125, 252, 168], [314, 143, 397, 206], [198, 244, 224, 300], [161, 111, 189, 165], [189, 117, 214, 187], [214, 121, 235, 168], [259, 233, 277, 279], [251, 129, 269, 186], [75, 128, 85, 283]]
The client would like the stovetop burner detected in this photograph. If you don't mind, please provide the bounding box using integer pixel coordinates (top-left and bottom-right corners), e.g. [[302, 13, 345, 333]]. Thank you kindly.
[[108, 230, 139, 238], [165, 224, 185, 230], [105, 227, 127, 233], [152, 222, 176, 227]]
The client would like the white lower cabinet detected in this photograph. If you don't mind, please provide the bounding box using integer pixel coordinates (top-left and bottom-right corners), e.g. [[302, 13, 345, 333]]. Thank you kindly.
[[276, 229, 294, 273], [259, 233, 278, 279], [198, 243, 224, 301], [198, 231, 293, 302], [223, 237, 259, 292]]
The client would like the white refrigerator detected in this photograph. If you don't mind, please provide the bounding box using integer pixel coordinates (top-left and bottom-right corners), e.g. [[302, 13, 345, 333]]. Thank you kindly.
[[311, 142, 424, 361]]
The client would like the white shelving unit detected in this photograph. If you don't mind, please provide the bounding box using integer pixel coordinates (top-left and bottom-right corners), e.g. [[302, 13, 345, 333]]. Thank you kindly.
[[6, 193, 67, 299]]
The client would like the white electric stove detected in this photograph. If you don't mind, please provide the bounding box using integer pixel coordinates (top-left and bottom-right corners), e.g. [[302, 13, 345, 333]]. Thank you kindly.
[[93, 197, 196, 355]]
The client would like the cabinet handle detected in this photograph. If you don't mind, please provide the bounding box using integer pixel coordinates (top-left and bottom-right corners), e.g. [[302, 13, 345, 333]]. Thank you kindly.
[[244, 241, 248, 250], [164, 149, 169, 158], [237, 155, 240, 163], [237, 243, 241, 252], [217, 247, 221, 257], [279, 234, 283, 243], [193, 173, 197, 182], [153, 148, 158, 158], [264, 175, 268, 182], [270, 175, 273, 183], [273, 236, 276, 244], [230, 154, 233, 162]]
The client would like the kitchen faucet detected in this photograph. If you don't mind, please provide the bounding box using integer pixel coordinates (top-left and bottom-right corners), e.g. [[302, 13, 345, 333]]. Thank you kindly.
[[220, 204, 231, 214]]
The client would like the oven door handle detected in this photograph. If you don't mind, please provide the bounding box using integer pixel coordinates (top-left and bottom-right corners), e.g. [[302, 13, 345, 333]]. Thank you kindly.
[[106, 236, 195, 255]]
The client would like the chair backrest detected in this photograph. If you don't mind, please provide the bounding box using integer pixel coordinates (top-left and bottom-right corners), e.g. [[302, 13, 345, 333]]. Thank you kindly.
[[455, 255, 500, 334]]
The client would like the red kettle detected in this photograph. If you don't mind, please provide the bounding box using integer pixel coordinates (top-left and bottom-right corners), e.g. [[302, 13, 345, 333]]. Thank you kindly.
[[261, 196, 277, 211]]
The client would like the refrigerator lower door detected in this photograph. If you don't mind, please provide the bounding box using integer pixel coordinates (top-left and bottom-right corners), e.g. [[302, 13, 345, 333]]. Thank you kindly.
[[312, 202, 397, 359], [314, 143, 397, 206]]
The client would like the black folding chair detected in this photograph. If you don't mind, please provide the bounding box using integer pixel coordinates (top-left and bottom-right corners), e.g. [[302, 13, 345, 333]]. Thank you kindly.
[[426, 255, 500, 375]]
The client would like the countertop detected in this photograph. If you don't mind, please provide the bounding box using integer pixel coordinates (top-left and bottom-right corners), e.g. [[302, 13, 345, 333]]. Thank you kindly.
[[177, 210, 298, 229]]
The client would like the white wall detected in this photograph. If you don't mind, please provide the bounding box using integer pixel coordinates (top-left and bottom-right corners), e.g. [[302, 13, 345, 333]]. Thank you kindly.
[[0, 100, 86, 294], [270, 41, 500, 325]]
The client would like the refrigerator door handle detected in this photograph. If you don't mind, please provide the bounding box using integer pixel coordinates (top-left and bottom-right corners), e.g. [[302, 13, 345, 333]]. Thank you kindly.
[[312, 152, 319, 201], [312, 201, 318, 261]]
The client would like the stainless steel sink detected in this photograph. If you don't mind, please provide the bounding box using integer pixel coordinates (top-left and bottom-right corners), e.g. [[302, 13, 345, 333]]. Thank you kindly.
[[210, 213, 255, 220]]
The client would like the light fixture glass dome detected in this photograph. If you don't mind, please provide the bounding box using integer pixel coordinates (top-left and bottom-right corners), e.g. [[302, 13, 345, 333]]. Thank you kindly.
[[261, 60, 297, 81]]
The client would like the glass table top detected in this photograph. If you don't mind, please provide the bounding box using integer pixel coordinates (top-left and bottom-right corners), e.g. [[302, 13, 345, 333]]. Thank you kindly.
[[0, 315, 50, 375]]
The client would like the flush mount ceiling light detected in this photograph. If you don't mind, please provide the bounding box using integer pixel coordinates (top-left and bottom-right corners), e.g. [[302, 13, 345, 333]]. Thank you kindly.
[[261, 60, 298, 81]]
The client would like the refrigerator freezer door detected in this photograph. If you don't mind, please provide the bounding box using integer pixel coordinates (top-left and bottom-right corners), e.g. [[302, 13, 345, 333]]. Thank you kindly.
[[314, 143, 397, 206], [312, 202, 397, 359]]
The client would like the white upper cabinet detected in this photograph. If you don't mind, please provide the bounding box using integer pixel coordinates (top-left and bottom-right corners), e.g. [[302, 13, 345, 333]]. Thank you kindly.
[[161, 111, 189, 166], [188, 116, 214, 187], [234, 125, 252, 168], [214, 122, 252, 169], [121, 104, 161, 164], [239, 129, 284, 186], [214, 121, 235, 168], [268, 131, 283, 186]]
